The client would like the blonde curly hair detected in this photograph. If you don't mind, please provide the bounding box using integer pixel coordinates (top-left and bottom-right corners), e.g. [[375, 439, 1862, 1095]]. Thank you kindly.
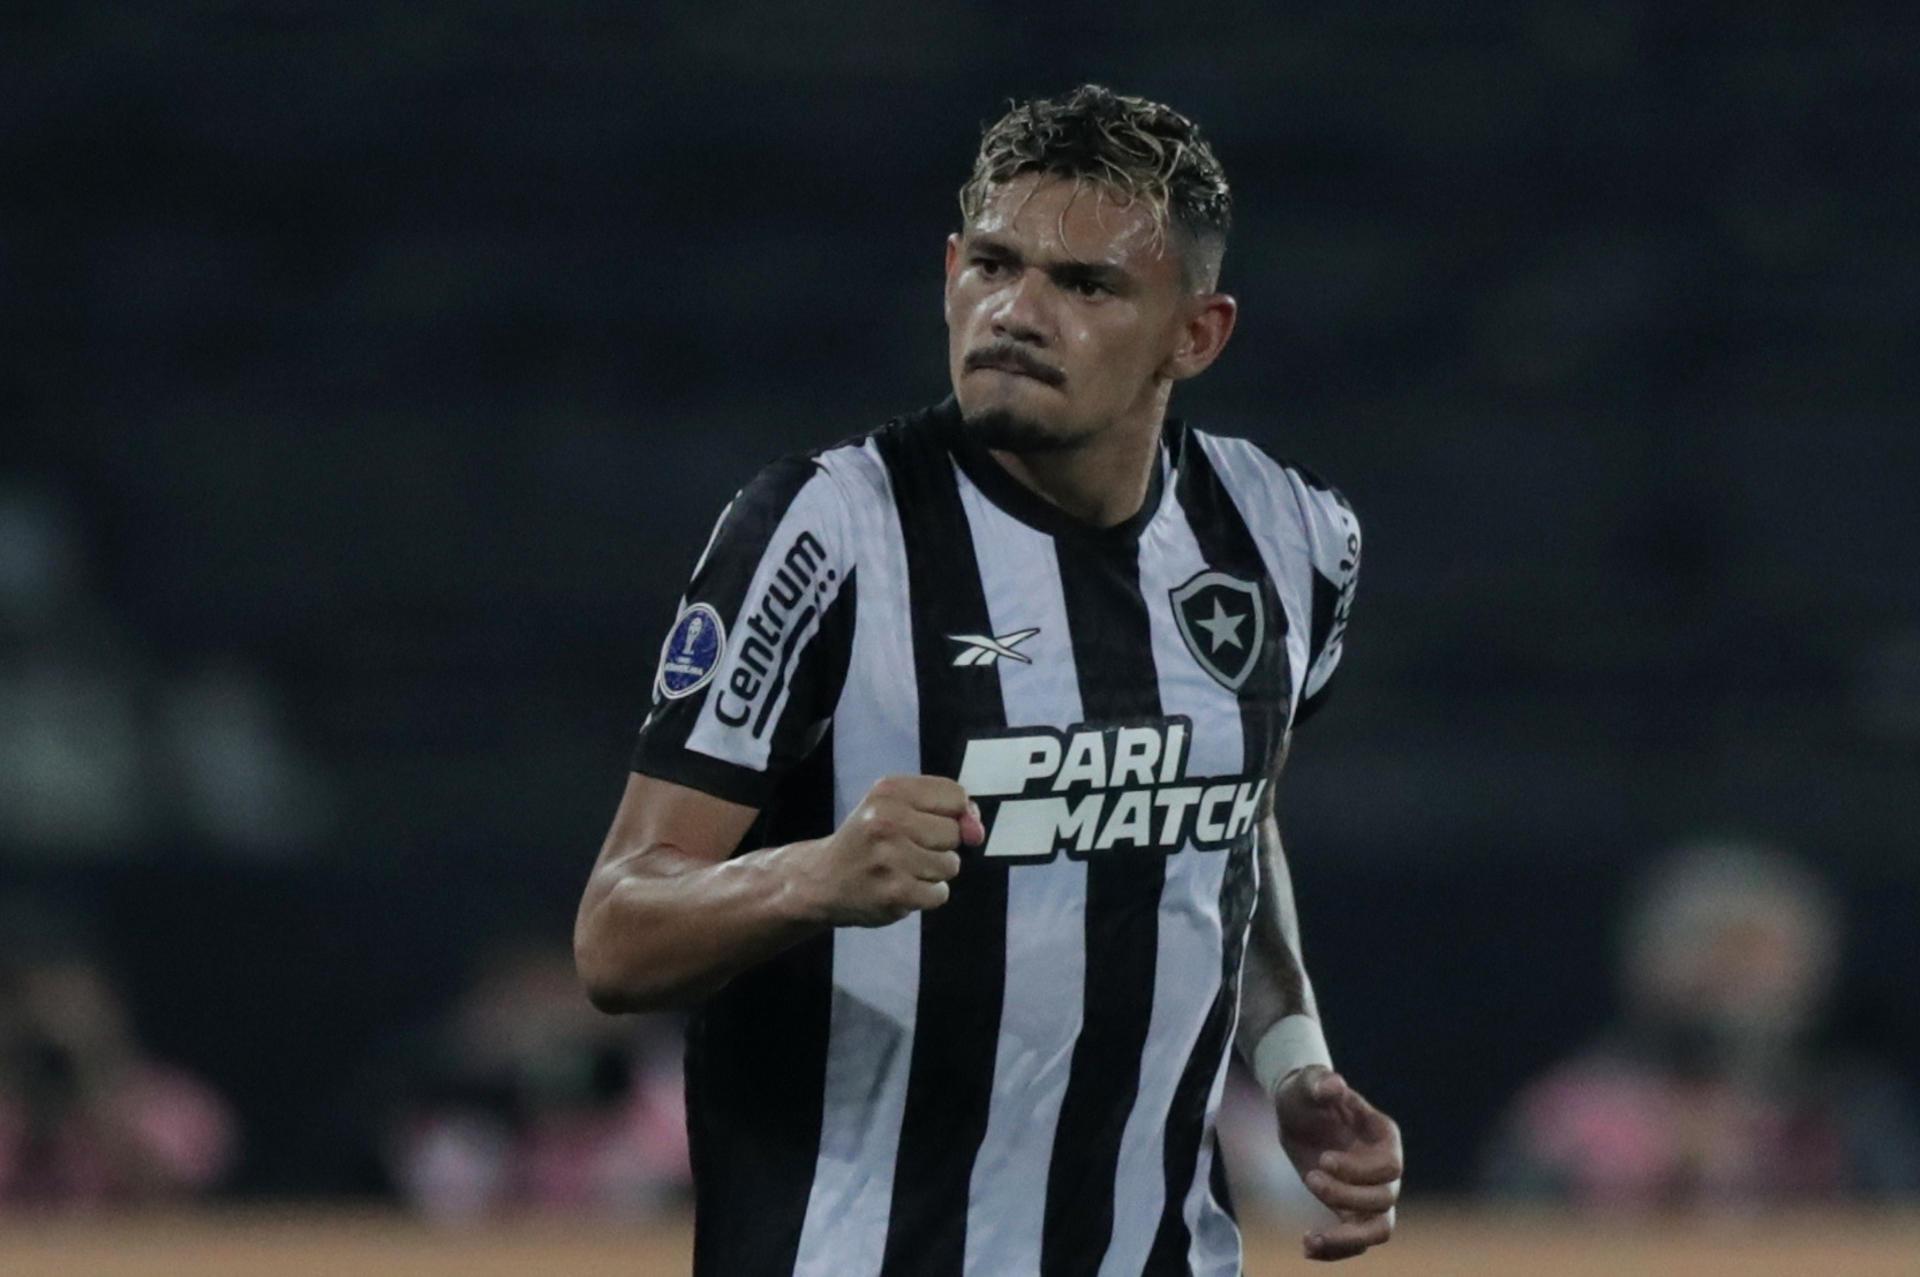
[[959, 84, 1232, 289]]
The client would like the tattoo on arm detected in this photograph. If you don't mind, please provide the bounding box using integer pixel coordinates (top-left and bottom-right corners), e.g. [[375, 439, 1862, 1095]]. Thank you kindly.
[[1250, 818, 1312, 1018], [1237, 728, 1317, 1062]]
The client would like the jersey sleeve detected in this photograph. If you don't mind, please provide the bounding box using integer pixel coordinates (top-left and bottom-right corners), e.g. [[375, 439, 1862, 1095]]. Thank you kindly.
[[1285, 471, 1360, 725], [630, 454, 856, 807]]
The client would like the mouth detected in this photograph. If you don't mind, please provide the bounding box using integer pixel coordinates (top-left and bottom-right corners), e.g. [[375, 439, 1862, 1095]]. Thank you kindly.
[[964, 348, 1066, 388]]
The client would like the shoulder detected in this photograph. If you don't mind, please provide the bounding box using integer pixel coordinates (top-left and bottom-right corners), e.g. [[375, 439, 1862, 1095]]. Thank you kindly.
[[729, 437, 867, 513], [1190, 426, 1355, 522], [808, 431, 892, 510], [738, 402, 952, 515], [707, 429, 897, 565], [1181, 424, 1360, 575]]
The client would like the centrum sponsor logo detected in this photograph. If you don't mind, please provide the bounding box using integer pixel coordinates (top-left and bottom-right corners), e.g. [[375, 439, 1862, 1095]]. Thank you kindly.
[[715, 530, 831, 735], [956, 716, 1266, 862]]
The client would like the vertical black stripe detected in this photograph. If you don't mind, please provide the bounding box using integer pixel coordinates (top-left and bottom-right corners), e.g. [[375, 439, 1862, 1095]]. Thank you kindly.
[[875, 414, 1012, 1277], [688, 732, 839, 1277], [1208, 1134, 1237, 1220], [1145, 435, 1292, 1272], [1040, 531, 1166, 1277], [762, 570, 856, 763], [1142, 838, 1256, 1274], [1294, 564, 1343, 725]]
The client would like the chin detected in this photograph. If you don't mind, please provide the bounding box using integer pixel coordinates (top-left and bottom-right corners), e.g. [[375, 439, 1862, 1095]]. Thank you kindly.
[[960, 406, 1085, 455]]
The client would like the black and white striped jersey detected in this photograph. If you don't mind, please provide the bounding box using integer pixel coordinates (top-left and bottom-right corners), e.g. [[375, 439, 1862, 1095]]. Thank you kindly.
[[632, 398, 1360, 1277]]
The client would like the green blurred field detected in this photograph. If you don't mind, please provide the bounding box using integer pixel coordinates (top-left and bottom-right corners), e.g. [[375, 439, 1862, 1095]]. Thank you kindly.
[[2, 1208, 1916, 1276]]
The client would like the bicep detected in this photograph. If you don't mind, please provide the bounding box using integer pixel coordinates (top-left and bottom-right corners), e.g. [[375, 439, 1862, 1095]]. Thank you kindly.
[[589, 772, 762, 884], [575, 772, 786, 1011]]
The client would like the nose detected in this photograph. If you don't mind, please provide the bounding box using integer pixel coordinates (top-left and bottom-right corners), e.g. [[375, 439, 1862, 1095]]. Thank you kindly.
[[990, 267, 1051, 346]]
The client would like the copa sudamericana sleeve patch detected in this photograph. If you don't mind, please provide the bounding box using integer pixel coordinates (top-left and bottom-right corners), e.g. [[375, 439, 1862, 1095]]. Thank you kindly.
[[655, 602, 727, 700]]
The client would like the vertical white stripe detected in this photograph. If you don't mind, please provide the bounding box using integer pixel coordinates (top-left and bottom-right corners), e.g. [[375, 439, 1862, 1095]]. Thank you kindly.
[[1193, 434, 1315, 719], [1182, 435, 1300, 1275], [793, 443, 923, 1277], [1189, 824, 1259, 1276], [1095, 486, 1246, 1276], [955, 470, 1087, 1277], [1185, 1031, 1248, 1276]]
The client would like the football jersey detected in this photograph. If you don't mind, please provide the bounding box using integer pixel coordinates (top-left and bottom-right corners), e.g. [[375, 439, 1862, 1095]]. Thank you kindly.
[[632, 398, 1359, 1277]]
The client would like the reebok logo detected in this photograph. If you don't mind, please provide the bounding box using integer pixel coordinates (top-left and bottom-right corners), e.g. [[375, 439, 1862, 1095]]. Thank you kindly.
[[956, 716, 1267, 862], [949, 628, 1040, 667]]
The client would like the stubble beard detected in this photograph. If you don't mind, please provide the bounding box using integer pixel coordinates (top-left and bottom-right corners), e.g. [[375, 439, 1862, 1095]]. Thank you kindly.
[[961, 407, 1088, 455]]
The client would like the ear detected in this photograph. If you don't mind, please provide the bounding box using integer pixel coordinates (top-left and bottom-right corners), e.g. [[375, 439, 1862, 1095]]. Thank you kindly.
[[1152, 291, 1244, 380], [1162, 292, 1238, 382]]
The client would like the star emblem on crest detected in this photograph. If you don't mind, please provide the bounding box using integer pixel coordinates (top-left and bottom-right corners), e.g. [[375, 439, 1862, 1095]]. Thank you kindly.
[[1193, 598, 1245, 652]]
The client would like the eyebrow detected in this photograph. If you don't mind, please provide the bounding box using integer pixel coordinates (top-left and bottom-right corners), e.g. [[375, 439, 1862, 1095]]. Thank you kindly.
[[967, 235, 1137, 294], [1051, 260, 1132, 293]]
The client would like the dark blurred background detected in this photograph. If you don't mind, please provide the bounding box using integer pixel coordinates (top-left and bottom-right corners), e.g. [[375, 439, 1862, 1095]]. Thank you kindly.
[[3, 1, 1916, 1205]]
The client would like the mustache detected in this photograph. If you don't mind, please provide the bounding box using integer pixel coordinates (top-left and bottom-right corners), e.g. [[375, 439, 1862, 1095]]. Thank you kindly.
[[964, 343, 1066, 387]]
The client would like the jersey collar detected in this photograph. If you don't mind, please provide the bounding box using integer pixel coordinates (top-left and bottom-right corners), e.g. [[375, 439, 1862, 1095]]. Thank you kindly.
[[932, 396, 1174, 545]]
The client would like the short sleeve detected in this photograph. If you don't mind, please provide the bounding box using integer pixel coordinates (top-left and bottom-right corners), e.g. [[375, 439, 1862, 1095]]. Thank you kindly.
[[630, 454, 855, 807], [1287, 473, 1360, 725]]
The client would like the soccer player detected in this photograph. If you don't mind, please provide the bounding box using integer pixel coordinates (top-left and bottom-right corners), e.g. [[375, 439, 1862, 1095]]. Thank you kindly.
[[575, 85, 1403, 1274]]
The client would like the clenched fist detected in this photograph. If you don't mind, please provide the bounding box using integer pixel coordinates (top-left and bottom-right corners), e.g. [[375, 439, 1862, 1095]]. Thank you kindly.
[[791, 775, 986, 927]]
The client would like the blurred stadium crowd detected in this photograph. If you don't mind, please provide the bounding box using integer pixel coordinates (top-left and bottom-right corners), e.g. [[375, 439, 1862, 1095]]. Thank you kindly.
[[4, 0, 1917, 1222]]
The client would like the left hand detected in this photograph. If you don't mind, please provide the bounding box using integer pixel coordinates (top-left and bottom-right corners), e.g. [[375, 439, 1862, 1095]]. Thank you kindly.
[[1274, 1064, 1403, 1261]]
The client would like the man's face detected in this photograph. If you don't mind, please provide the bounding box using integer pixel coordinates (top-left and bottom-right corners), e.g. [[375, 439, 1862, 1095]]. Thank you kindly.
[[944, 173, 1202, 452]]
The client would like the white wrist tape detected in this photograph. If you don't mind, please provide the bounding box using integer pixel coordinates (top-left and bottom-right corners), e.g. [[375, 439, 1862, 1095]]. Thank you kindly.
[[1252, 1015, 1333, 1097]]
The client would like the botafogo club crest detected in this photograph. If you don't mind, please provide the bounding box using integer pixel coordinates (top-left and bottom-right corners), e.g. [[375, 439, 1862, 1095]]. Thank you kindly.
[[1169, 569, 1265, 692]]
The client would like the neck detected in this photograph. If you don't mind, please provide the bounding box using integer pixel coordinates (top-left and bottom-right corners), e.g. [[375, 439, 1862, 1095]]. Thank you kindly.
[[987, 393, 1169, 530]]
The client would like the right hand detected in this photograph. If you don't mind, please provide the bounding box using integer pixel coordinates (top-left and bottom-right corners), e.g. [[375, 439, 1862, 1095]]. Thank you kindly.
[[794, 775, 986, 927]]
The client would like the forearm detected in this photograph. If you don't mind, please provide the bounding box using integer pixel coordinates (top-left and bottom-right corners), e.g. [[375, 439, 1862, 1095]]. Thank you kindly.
[[1235, 815, 1323, 1068], [575, 839, 827, 1012]]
